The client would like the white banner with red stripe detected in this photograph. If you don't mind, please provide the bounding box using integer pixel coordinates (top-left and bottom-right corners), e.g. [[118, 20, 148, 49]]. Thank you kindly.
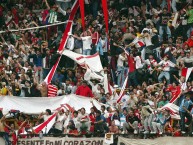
[[62, 50, 103, 72], [161, 103, 180, 120]]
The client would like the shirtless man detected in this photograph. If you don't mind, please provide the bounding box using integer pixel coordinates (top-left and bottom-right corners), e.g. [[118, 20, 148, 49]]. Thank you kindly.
[[0, 110, 10, 145], [39, 82, 48, 97]]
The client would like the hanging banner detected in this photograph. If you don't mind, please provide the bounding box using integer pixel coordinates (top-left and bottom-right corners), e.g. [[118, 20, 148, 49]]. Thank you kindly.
[[79, 0, 85, 30], [0, 95, 102, 114], [17, 137, 105, 145], [101, 0, 109, 34]]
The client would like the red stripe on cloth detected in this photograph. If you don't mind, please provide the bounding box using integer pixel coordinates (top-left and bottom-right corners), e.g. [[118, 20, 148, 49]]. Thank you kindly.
[[34, 113, 57, 133], [48, 84, 58, 97], [181, 67, 188, 77], [58, 0, 79, 52], [117, 76, 128, 103], [101, 0, 109, 34], [6, 18, 13, 26], [108, 82, 112, 96], [64, 104, 74, 113], [164, 107, 178, 115], [76, 53, 99, 61], [169, 90, 181, 103], [79, 0, 85, 30], [169, 96, 178, 103], [44, 0, 79, 84], [45, 57, 61, 84]]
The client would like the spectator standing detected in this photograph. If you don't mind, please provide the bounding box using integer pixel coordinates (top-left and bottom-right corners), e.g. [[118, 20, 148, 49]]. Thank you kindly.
[[72, 31, 92, 55], [75, 80, 93, 98]]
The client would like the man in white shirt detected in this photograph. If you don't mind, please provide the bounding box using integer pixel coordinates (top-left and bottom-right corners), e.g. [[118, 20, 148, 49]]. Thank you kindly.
[[157, 55, 176, 85], [66, 34, 74, 51], [72, 31, 92, 55], [53, 109, 67, 134], [117, 52, 126, 88], [71, 111, 81, 132], [38, 109, 52, 122], [77, 108, 91, 133]]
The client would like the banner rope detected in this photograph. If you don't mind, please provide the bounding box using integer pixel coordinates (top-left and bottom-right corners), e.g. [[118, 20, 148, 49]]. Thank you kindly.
[[0, 21, 73, 34]]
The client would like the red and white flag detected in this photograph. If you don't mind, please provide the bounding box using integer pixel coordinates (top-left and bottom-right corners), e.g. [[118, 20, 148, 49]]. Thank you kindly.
[[21, 113, 57, 135], [44, 0, 79, 84], [181, 67, 193, 82], [117, 75, 128, 103], [161, 103, 180, 120], [48, 84, 58, 97], [62, 50, 103, 72], [104, 73, 113, 95]]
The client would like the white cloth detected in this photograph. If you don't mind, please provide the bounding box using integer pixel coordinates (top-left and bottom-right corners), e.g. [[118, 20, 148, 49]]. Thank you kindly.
[[81, 36, 92, 50], [84, 68, 104, 82], [62, 50, 103, 72], [0, 95, 102, 114]]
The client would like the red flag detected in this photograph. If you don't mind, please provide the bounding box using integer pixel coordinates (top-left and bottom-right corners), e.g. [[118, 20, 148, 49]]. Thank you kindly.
[[79, 0, 85, 30], [101, 0, 109, 34]]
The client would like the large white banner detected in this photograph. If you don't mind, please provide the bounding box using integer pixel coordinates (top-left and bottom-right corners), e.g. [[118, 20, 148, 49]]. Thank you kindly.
[[0, 95, 102, 114]]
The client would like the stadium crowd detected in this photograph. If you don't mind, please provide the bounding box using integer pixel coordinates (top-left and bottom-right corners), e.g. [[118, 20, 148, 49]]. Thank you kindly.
[[0, 0, 193, 144]]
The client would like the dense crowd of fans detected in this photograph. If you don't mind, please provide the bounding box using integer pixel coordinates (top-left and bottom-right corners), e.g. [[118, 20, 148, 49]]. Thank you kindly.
[[0, 0, 193, 144]]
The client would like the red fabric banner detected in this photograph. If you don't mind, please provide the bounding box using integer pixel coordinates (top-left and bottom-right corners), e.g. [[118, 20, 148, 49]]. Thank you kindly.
[[101, 0, 109, 34], [44, 0, 79, 84], [79, 0, 85, 30]]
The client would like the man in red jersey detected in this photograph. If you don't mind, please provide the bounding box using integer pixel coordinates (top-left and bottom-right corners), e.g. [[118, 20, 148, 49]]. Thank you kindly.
[[76, 80, 94, 97]]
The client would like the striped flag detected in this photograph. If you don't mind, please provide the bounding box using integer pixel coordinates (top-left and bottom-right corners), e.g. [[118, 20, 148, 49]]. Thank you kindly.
[[181, 67, 193, 82], [21, 113, 57, 135], [117, 75, 128, 103], [169, 67, 193, 103], [44, 0, 79, 84], [34, 113, 57, 134], [48, 84, 58, 97]]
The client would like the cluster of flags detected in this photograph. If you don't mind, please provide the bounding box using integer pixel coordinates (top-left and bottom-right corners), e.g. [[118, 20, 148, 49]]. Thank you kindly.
[[43, 0, 193, 127]]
